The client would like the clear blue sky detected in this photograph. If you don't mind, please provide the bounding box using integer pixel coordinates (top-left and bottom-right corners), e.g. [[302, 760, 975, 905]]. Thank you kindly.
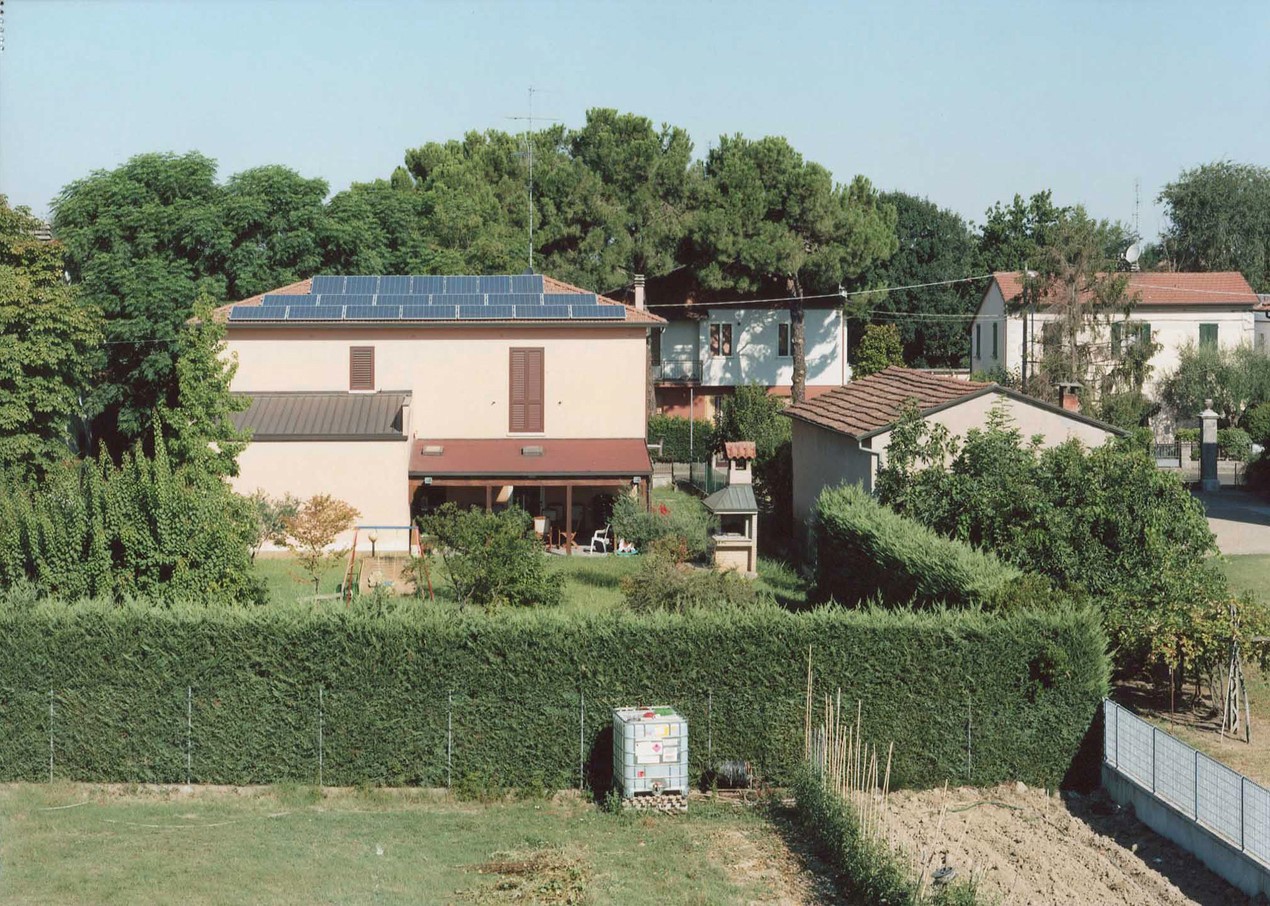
[[2, 0, 1267, 241]]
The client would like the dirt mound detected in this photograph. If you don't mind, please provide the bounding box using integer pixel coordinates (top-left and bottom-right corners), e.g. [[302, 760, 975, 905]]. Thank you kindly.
[[882, 784, 1249, 905]]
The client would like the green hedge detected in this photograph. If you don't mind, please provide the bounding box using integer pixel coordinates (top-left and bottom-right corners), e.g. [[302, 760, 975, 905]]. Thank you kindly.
[[647, 414, 716, 462], [813, 484, 1022, 609], [0, 600, 1107, 791], [793, 769, 983, 904]]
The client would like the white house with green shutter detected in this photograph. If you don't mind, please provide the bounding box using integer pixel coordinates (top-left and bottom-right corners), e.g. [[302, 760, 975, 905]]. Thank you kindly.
[[969, 271, 1259, 395]]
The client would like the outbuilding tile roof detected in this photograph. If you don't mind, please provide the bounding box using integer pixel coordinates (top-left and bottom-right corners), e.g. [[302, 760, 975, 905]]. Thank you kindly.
[[994, 271, 1257, 306], [702, 483, 758, 514], [783, 367, 990, 439], [723, 441, 756, 460], [232, 391, 408, 440]]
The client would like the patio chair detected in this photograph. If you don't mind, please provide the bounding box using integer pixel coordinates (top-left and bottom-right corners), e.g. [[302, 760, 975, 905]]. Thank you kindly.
[[586, 525, 612, 554]]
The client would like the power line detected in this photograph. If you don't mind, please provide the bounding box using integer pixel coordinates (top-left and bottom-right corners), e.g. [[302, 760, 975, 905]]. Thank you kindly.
[[640, 274, 995, 311]]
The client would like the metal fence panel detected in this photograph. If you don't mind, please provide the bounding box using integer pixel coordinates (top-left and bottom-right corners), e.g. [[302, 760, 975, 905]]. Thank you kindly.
[[1115, 707, 1155, 789], [1153, 730, 1196, 816], [1196, 753, 1243, 846], [1244, 780, 1270, 865]]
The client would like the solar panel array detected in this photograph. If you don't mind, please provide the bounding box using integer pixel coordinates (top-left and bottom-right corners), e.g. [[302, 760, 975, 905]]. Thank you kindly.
[[230, 274, 629, 324]]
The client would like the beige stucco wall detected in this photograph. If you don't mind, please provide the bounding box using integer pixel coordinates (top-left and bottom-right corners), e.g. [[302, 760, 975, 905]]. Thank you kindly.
[[231, 439, 413, 551], [870, 390, 1117, 470], [226, 325, 649, 439], [790, 418, 876, 538]]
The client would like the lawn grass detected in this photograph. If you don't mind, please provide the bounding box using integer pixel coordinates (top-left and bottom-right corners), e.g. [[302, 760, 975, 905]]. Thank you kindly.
[[1219, 554, 1270, 605], [0, 785, 812, 905], [253, 484, 813, 612]]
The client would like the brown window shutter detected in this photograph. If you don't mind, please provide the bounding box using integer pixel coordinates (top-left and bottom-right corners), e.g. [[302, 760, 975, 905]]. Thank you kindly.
[[510, 347, 544, 432], [350, 346, 374, 391]]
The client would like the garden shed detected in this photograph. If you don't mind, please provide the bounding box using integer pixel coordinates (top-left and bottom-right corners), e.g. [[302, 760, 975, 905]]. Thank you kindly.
[[702, 441, 758, 575]]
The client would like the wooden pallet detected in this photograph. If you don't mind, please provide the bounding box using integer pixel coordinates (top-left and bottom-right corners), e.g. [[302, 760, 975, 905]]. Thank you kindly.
[[622, 793, 688, 813]]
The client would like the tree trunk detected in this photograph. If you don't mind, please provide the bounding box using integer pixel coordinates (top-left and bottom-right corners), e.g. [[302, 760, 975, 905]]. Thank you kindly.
[[788, 277, 807, 403]]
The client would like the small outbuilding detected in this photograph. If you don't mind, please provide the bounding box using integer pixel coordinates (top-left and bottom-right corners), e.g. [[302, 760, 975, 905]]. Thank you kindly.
[[702, 441, 758, 575], [782, 367, 1125, 545]]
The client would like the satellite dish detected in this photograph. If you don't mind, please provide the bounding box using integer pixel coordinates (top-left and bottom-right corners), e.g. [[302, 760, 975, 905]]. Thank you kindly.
[[1124, 242, 1142, 264]]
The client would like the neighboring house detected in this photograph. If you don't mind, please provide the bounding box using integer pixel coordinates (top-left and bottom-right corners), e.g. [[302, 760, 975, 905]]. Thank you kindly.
[[969, 271, 1259, 394], [1256, 296, 1270, 351], [216, 273, 663, 550], [610, 269, 848, 420], [782, 366, 1123, 539]]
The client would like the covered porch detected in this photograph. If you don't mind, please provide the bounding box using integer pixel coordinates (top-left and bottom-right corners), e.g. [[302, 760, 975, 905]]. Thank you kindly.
[[408, 438, 653, 554]]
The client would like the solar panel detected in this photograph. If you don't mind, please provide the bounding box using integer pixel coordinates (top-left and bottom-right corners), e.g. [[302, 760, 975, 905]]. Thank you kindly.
[[432, 293, 483, 307], [571, 304, 625, 320], [511, 274, 545, 294], [459, 304, 516, 319], [411, 275, 446, 294], [544, 293, 587, 306], [333, 293, 375, 307], [262, 293, 309, 306], [374, 294, 416, 307], [285, 306, 343, 320], [402, 304, 457, 319], [343, 276, 379, 294], [228, 306, 282, 321], [516, 304, 573, 319], [478, 275, 513, 294], [311, 276, 345, 294], [445, 275, 480, 294], [346, 304, 399, 320], [378, 275, 411, 295]]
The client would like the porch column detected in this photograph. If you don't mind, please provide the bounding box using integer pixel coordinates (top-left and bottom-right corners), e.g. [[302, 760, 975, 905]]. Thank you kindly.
[[485, 484, 493, 512], [565, 483, 574, 555], [1200, 399, 1220, 493]]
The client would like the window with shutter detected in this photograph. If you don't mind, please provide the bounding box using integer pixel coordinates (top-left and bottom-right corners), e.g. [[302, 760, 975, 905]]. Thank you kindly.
[[1200, 323, 1218, 348], [509, 347, 545, 433], [349, 347, 375, 391], [778, 323, 791, 357]]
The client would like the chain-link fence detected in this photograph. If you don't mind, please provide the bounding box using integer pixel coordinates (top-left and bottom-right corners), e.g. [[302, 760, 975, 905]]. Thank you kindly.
[[1104, 699, 1270, 864]]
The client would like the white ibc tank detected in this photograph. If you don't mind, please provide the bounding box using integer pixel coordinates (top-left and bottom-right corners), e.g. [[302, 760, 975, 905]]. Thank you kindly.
[[612, 706, 689, 798]]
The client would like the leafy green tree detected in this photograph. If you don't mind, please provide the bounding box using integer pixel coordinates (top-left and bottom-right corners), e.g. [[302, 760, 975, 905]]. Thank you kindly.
[[852, 323, 905, 377], [220, 165, 330, 299], [857, 192, 983, 366], [1159, 161, 1270, 292], [246, 490, 300, 561], [284, 494, 360, 595], [978, 190, 1131, 273], [0, 197, 101, 476], [686, 135, 897, 402], [157, 298, 249, 476], [1159, 342, 1270, 427], [422, 504, 562, 608]]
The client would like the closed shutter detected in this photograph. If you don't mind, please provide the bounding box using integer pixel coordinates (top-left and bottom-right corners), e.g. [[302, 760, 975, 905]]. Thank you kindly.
[[509, 347, 544, 433], [349, 346, 375, 391]]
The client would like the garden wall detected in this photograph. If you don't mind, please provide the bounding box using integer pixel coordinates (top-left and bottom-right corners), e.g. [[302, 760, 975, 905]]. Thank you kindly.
[[0, 601, 1108, 791]]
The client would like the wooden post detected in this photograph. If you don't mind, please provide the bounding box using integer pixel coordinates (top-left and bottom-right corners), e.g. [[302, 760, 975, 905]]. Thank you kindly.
[[643, 477, 651, 511], [565, 483, 574, 555], [485, 484, 493, 513]]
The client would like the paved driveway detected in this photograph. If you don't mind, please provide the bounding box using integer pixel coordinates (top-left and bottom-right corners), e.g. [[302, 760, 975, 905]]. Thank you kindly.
[[1192, 489, 1270, 555]]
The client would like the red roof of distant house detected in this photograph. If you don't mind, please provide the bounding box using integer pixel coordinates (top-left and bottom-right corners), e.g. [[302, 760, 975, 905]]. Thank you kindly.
[[783, 367, 991, 438], [993, 271, 1257, 306], [408, 438, 653, 477], [212, 274, 663, 325], [723, 441, 756, 460]]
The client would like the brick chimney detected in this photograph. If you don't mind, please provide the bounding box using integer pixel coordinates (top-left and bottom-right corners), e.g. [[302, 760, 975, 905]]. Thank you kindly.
[[633, 274, 646, 311], [1056, 383, 1082, 414]]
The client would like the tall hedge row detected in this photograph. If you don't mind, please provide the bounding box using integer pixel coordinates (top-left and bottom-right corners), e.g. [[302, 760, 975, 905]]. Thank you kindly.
[[647, 414, 716, 462], [0, 600, 1107, 791], [813, 483, 1022, 609]]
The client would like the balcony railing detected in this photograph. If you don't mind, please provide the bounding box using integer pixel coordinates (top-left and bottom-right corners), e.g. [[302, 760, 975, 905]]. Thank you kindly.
[[654, 357, 701, 383]]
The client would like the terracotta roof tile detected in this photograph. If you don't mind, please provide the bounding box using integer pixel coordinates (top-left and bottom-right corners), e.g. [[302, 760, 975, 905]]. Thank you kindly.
[[723, 441, 756, 460], [994, 271, 1257, 307], [783, 367, 990, 438]]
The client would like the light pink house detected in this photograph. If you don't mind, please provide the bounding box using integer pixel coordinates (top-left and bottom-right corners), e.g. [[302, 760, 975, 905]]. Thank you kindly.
[[216, 273, 664, 551]]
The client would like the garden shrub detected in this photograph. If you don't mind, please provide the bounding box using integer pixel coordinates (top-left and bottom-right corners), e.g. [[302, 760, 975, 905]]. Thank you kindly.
[[646, 414, 715, 462], [793, 769, 984, 905], [811, 483, 1023, 610], [620, 551, 765, 613], [0, 428, 264, 605], [0, 598, 1108, 791], [610, 493, 713, 562], [1218, 427, 1253, 462], [421, 504, 562, 608], [1245, 403, 1270, 448]]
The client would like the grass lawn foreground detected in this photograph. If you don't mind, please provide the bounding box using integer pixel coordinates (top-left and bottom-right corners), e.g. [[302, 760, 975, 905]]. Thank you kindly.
[[0, 785, 827, 905]]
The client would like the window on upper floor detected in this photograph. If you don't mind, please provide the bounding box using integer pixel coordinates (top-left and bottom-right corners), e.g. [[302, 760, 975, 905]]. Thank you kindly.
[[349, 346, 375, 391], [1111, 321, 1153, 358], [1200, 323, 1218, 349], [709, 323, 733, 357], [778, 322, 791, 358], [974, 324, 982, 359], [991, 322, 998, 359], [509, 347, 545, 433]]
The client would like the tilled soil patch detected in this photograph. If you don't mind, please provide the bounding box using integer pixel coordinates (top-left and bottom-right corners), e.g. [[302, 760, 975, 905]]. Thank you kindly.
[[882, 783, 1249, 905]]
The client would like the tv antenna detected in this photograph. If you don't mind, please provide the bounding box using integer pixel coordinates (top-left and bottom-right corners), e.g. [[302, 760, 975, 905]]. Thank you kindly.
[[506, 87, 561, 273]]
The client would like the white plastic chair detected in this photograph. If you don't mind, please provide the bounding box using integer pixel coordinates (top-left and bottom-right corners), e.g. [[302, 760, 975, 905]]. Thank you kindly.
[[588, 525, 612, 554]]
